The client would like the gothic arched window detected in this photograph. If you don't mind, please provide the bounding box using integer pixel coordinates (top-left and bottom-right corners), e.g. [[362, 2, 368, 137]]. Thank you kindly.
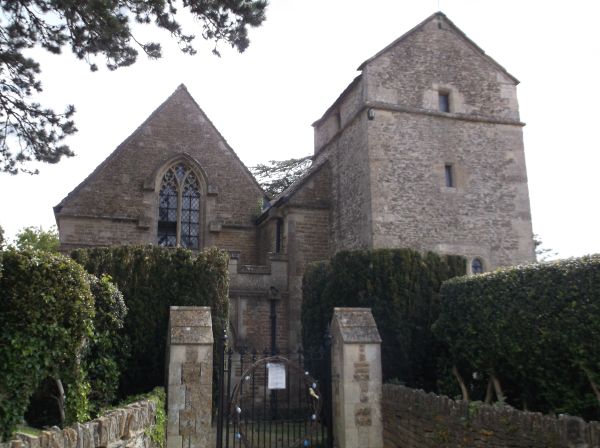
[[157, 163, 201, 249]]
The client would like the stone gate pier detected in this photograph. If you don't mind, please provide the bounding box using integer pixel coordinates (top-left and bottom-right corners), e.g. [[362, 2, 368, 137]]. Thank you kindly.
[[165, 306, 213, 448], [331, 307, 383, 448]]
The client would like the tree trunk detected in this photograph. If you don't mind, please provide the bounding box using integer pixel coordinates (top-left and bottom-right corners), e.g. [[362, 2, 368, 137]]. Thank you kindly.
[[584, 369, 600, 405], [53, 378, 66, 425], [484, 377, 493, 404], [490, 374, 505, 402], [452, 365, 469, 401]]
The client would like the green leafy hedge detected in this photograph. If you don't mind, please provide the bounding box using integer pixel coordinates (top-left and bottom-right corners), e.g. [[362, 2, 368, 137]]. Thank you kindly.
[[0, 250, 94, 439], [433, 255, 600, 420], [301, 249, 466, 390], [71, 246, 229, 396], [84, 274, 128, 416]]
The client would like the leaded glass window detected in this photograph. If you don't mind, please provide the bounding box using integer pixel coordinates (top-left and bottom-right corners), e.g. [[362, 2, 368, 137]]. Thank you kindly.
[[471, 258, 484, 274], [157, 163, 201, 249]]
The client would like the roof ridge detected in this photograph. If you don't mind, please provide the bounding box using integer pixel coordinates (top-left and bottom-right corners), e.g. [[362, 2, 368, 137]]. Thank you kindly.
[[55, 85, 185, 212], [270, 159, 328, 207], [55, 84, 266, 214], [179, 87, 266, 197], [357, 12, 518, 84]]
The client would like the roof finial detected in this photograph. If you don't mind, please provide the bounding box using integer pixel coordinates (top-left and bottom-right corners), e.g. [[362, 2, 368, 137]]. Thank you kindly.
[[438, 0, 441, 11]]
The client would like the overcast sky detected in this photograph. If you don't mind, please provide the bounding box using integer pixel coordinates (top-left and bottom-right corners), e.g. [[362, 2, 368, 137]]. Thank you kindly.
[[1, 0, 598, 260]]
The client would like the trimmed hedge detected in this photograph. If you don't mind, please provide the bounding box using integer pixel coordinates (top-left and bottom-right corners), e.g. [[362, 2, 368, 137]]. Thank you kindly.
[[71, 246, 229, 396], [301, 249, 466, 390], [433, 255, 600, 420], [0, 250, 95, 439]]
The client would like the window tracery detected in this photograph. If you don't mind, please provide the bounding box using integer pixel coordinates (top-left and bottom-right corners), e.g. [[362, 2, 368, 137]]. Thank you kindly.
[[158, 163, 201, 249]]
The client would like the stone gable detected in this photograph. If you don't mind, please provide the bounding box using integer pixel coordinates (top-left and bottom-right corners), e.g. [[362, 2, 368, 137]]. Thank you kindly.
[[362, 12, 520, 120], [55, 85, 264, 262]]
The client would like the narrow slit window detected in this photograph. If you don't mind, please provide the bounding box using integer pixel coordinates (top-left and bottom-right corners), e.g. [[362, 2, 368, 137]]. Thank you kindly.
[[275, 218, 283, 253], [444, 164, 454, 188], [439, 92, 450, 112]]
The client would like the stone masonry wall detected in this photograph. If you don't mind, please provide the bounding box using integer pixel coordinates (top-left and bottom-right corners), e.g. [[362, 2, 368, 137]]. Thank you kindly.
[[312, 114, 371, 253], [311, 12, 534, 270], [238, 295, 288, 351], [281, 163, 333, 349], [364, 14, 520, 120], [58, 217, 149, 251], [228, 256, 288, 350], [257, 219, 277, 265], [212, 226, 259, 265], [56, 85, 263, 265], [362, 13, 534, 269], [1, 400, 158, 448], [368, 110, 534, 270], [285, 207, 331, 349], [382, 384, 600, 448]]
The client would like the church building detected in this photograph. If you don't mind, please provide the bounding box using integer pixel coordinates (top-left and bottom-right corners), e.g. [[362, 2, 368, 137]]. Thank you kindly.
[[54, 13, 535, 351]]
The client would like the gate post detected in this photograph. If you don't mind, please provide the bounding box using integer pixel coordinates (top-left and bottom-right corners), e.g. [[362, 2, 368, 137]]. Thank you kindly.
[[330, 308, 383, 448], [166, 306, 214, 448]]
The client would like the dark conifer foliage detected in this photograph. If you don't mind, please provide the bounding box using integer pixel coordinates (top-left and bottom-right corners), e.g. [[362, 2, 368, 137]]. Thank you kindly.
[[301, 249, 467, 391], [251, 156, 312, 198], [0, 0, 268, 174]]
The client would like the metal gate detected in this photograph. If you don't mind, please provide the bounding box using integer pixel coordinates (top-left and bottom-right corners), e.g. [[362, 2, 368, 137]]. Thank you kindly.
[[215, 336, 333, 448]]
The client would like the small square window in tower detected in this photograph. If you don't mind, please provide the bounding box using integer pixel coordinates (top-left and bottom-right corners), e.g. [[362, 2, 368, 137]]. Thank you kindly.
[[444, 164, 454, 188], [439, 92, 450, 112]]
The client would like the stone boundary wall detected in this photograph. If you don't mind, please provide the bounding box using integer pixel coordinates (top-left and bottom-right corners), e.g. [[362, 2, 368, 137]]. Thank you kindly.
[[382, 384, 600, 448], [1, 400, 158, 448]]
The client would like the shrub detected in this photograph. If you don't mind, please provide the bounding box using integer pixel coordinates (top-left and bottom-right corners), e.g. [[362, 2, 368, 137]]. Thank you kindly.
[[0, 249, 94, 440], [71, 246, 229, 396], [434, 255, 600, 420], [301, 249, 466, 390], [84, 274, 128, 416]]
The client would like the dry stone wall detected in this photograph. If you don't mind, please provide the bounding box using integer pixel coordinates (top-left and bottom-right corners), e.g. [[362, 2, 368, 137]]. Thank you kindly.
[[382, 384, 600, 448], [1, 400, 158, 448]]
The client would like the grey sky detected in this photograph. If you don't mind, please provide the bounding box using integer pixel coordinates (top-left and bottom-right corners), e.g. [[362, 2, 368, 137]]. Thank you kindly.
[[1, 0, 598, 259]]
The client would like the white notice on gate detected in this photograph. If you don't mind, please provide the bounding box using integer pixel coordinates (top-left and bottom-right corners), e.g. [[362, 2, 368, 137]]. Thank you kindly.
[[267, 362, 286, 390]]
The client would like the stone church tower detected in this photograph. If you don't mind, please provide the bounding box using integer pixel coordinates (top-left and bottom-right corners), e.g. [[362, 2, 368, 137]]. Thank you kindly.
[[55, 12, 535, 351], [306, 12, 534, 269]]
